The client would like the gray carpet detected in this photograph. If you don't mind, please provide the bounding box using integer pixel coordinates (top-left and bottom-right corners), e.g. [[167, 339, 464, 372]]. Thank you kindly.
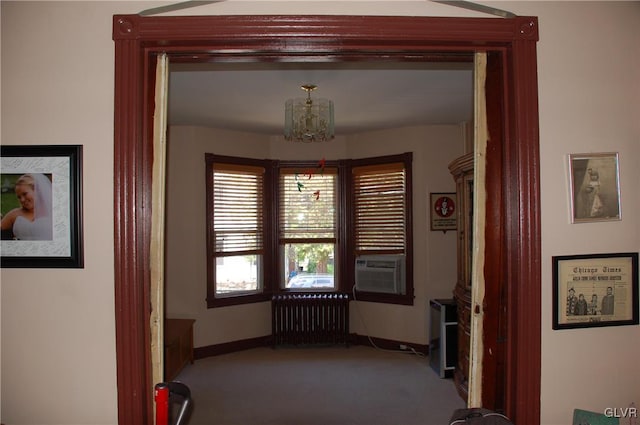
[[175, 345, 465, 425]]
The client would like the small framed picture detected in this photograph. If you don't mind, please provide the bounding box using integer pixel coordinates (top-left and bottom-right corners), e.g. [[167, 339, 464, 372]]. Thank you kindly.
[[569, 152, 621, 223], [430, 192, 456, 231], [1, 145, 83, 268], [552, 252, 638, 330]]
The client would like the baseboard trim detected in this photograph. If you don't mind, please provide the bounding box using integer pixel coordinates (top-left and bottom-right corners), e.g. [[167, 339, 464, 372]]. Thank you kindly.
[[194, 334, 427, 360], [194, 335, 271, 360], [350, 333, 429, 355]]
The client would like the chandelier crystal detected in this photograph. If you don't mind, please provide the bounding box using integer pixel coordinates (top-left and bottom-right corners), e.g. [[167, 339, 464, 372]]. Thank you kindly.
[[284, 84, 335, 142]]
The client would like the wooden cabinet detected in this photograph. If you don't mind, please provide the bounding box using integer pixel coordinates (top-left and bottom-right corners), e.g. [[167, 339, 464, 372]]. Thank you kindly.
[[164, 318, 195, 381], [448, 152, 474, 401]]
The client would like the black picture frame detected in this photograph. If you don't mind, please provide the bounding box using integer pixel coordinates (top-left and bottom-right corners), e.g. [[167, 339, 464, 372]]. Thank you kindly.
[[1, 145, 83, 268], [552, 252, 638, 330]]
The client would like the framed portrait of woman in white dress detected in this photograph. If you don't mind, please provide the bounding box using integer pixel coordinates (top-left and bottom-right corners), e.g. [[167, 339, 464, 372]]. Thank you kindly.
[[568, 152, 621, 223], [1, 145, 83, 268]]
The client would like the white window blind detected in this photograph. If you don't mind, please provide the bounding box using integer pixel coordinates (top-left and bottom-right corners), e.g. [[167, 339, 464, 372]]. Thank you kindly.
[[279, 168, 337, 241], [213, 163, 264, 254], [353, 162, 406, 254]]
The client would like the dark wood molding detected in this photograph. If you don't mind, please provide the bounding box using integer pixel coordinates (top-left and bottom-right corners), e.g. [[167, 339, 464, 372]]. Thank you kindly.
[[113, 14, 541, 425], [481, 50, 506, 411], [514, 16, 539, 40], [113, 36, 153, 425], [193, 334, 428, 360], [194, 336, 272, 360], [504, 37, 542, 425], [113, 14, 534, 46]]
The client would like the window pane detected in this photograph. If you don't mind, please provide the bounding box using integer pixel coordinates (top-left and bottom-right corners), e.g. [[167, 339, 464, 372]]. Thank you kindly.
[[284, 243, 335, 289], [279, 170, 336, 239], [216, 254, 261, 295]]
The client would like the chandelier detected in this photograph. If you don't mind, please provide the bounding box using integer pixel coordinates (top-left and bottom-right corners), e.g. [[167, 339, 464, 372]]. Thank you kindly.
[[284, 84, 335, 142]]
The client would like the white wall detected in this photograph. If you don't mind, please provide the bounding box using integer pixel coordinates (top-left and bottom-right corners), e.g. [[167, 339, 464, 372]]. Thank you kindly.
[[2, 2, 639, 425], [499, 2, 640, 423], [165, 125, 462, 348], [346, 126, 463, 342], [1, 2, 121, 424], [165, 126, 274, 344]]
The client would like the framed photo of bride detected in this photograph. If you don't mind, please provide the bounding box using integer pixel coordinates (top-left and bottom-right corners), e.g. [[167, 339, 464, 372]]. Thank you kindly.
[[568, 152, 621, 223], [1, 145, 83, 268]]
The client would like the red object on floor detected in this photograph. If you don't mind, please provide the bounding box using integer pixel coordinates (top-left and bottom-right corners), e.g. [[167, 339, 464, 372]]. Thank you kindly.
[[155, 383, 170, 425]]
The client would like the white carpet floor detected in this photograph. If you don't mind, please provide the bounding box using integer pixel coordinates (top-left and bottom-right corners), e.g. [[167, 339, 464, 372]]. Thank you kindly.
[[174, 345, 465, 425]]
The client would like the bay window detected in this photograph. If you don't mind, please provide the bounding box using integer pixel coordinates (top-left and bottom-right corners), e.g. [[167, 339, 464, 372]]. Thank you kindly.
[[205, 152, 413, 307]]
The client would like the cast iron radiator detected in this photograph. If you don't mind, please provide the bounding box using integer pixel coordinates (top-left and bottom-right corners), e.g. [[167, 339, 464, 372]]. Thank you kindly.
[[271, 293, 350, 347]]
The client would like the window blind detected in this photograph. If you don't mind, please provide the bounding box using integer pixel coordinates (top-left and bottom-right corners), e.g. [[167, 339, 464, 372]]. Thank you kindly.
[[353, 162, 406, 254], [279, 168, 337, 240], [212, 163, 264, 254]]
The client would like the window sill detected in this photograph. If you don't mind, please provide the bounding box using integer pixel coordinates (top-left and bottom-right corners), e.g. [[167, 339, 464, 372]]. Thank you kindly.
[[207, 290, 413, 308], [207, 293, 271, 308]]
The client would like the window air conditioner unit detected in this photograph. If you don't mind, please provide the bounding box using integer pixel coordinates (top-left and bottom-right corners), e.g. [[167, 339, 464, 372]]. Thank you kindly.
[[355, 255, 406, 295]]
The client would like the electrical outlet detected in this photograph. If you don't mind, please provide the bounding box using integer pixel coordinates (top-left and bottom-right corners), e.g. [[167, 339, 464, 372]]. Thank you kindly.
[[400, 344, 408, 350]]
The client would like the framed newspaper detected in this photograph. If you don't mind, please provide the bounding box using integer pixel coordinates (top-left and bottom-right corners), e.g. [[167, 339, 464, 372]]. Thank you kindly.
[[553, 252, 638, 330]]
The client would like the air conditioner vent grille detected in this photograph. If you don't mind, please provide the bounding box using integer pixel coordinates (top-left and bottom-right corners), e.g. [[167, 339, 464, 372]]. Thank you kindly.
[[355, 255, 405, 295]]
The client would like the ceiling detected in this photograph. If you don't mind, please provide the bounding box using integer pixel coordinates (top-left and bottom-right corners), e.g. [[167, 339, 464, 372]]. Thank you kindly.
[[168, 60, 474, 136]]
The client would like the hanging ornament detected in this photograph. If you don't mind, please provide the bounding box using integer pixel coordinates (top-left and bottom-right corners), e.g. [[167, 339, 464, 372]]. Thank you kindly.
[[318, 157, 326, 174], [303, 168, 314, 180], [290, 158, 328, 199]]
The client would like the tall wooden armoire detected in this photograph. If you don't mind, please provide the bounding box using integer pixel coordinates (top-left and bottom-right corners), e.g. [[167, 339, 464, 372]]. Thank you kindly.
[[448, 152, 474, 401]]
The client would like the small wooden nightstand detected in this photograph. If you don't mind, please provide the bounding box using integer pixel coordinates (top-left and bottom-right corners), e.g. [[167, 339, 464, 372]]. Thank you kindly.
[[164, 318, 195, 381]]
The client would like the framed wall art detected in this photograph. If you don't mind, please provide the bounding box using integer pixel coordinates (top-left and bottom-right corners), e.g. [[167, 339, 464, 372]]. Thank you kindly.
[[430, 192, 456, 232], [569, 152, 621, 223], [1, 145, 83, 268], [552, 252, 638, 330]]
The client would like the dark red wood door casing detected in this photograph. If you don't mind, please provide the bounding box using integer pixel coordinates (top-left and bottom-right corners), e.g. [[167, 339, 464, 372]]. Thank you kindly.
[[113, 14, 540, 425]]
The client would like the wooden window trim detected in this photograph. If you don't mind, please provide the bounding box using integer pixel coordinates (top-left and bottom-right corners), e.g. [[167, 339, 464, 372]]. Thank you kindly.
[[349, 153, 414, 305], [205, 155, 412, 305], [205, 154, 272, 308]]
